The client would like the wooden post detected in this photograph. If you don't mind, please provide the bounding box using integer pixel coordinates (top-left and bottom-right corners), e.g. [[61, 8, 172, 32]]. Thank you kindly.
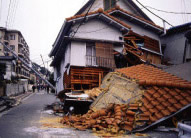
[[99, 73, 101, 88]]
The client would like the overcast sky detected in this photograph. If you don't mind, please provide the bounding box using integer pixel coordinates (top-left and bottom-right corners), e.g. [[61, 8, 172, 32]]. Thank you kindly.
[[0, 0, 190, 69]]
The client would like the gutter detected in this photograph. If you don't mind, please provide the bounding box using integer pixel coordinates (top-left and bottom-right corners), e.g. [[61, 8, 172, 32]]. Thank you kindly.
[[133, 103, 191, 132], [141, 47, 163, 56]]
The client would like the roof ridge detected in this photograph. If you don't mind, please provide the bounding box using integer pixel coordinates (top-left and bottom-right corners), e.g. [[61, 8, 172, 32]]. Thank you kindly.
[[106, 5, 163, 30], [66, 8, 131, 29]]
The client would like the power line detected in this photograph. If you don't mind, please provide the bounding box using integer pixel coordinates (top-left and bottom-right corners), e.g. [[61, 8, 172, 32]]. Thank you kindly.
[[0, 0, 2, 23], [7, 0, 16, 28], [6, 0, 12, 28], [134, 0, 173, 27], [145, 6, 191, 15], [9, 0, 19, 28], [71, 0, 95, 38], [71, 0, 121, 37]]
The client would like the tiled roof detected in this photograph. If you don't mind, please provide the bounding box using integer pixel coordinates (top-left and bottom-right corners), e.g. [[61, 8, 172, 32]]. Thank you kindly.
[[117, 64, 191, 126], [66, 8, 131, 29], [60, 64, 191, 134], [66, 6, 163, 31], [117, 64, 191, 89], [107, 5, 163, 30]]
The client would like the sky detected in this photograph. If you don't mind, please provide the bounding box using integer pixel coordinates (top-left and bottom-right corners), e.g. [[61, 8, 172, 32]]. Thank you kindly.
[[0, 0, 191, 70]]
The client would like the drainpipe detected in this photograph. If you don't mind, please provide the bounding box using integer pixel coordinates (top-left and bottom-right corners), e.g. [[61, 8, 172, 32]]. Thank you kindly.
[[163, 20, 166, 35]]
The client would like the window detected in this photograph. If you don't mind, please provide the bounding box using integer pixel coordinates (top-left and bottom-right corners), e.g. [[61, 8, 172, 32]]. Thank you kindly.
[[86, 43, 96, 57], [4, 35, 9, 40], [10, 34, 15, 40], [104, 0, 116, 11], [10, 45, 15, 51], [86, 43, 96, 66]]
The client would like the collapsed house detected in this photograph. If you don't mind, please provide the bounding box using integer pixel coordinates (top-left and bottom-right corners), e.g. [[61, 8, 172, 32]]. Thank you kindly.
[[49, 0, 164, 93], [60, 64, 191, 134]]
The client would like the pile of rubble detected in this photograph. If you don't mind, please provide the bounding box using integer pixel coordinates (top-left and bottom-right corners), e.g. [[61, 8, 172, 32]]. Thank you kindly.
[[60, 102, 149, 134], [59, 64, 191, 135], [84, 88, 105, 100], [0, 96, 16, 112]]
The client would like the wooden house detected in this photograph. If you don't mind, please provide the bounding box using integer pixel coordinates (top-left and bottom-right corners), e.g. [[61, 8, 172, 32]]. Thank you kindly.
[[49, 0, 164, 92]]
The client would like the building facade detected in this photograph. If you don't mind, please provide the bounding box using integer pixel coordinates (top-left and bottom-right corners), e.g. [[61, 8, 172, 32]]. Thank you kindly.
[[49, 0, 164, 92], [0, 27, 30, 80]]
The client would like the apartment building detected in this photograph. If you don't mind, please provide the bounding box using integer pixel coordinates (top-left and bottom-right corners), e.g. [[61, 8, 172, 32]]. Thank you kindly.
[[0, 27, 30, 80]]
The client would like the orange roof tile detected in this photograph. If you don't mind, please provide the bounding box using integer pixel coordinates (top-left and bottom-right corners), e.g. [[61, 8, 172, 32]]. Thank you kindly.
[[66, 8, 131, 29], [117, 64, 191, 126]]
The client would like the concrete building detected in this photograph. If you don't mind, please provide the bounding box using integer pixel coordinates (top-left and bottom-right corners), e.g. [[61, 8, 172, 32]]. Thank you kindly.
[[0, 27, 30, 80]]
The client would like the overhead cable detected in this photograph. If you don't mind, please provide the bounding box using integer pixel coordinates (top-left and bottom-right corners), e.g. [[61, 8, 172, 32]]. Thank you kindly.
[[146, 6, 191, 14], [6, 0, 12, 28], [134, 0, 173, 27]]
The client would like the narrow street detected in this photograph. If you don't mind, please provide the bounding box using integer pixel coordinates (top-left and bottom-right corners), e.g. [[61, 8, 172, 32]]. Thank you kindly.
[[0, 90, 97, 138]]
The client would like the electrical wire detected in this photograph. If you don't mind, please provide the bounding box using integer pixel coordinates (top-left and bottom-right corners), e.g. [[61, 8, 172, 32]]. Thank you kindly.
[[71, 0, 121, 36], [6, 0, 12, 28], [71, 0, 95, 38], [145, 6, 191, 15], [134, 0, 173, 27], [0, 0, 2, 23], [7, 0, 16, 28], [9, 0, 19, 28], [77, 26, 109, 33]]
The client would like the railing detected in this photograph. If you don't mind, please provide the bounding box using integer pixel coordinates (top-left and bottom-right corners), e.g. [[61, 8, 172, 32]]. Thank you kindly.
[[86, 55, 114, 68]]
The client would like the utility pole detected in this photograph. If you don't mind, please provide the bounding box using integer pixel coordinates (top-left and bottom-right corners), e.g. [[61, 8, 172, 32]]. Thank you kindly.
[[0, 41, 55, 90], [40, 54, 47, 76]]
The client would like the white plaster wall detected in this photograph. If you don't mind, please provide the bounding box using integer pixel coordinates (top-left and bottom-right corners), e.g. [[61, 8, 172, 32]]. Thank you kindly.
[[126, 20, 160, 41], [73, 19, 123, 42], [70, 41, 86, 66], [55, 43, 71, 92]]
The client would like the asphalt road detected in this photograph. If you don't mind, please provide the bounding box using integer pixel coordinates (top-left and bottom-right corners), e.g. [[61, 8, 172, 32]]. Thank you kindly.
[[0, 90, 178, 138], [0, 91, 55, 138], [0, 91, 98, 138]]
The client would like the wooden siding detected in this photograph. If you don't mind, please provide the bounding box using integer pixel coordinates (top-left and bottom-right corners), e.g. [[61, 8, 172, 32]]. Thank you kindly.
[[95, 42, 116, 68], [63, 66, 110, 91]]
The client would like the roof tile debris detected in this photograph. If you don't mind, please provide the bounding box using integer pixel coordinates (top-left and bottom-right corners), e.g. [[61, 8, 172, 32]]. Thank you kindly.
[[117, 64, 191, 124], [61, 64, 191, 134]]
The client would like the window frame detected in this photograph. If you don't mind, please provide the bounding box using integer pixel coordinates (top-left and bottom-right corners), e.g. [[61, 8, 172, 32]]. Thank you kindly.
[[10, 34, 15, 40], [104, 0, 116, 11]]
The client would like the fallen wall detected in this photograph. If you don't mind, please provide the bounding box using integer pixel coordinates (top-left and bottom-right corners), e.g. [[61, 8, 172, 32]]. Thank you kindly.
[[90, 72, 144, 111]]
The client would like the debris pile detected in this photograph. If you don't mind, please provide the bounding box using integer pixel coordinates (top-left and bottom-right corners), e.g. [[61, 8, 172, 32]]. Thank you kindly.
[[0, 96, 16, 112], [84, 88, 104, 100], [60, 102, 150, 134], [60, 64, 191, 135]]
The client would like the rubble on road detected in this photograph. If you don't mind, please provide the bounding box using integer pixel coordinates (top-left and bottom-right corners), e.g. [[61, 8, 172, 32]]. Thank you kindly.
[[59, 64, 191, 136], [0, 96, 16, 112], [60, 103, 147, 135]]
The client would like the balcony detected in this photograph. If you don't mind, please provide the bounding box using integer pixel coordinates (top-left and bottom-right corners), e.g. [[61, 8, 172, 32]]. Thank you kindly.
[[86, 55, 114, 69]]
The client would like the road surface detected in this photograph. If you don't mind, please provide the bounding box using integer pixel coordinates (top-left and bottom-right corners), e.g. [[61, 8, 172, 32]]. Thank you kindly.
[[0, 90, 178, 138]]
